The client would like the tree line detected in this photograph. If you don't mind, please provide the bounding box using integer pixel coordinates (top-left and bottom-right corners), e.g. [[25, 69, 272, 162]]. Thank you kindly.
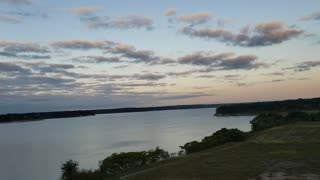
[[215, 97, 320, 116]]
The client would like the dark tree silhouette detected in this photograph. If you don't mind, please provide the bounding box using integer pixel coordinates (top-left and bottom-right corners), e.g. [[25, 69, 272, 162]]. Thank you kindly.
[[61, 160, 79, 180]]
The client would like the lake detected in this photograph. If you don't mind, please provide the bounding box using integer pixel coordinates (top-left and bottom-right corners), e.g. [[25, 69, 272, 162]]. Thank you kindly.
[[0, 108, 254, 180]]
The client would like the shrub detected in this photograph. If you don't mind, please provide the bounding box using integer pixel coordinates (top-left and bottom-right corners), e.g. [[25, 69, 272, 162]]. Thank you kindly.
[[99, 151, 148, 175], [61, 160, 79, 180], [61, 147, 169, 179], [180, 128, 247, 154], [202, 128, 247, 148], [146, 147, 170, 163], [286, 111, 310, 122], [99, 147, 169, 176], [311, 112, 320, 121], [180, 141, 204, 154], [250, 111, 319, 132], [250, 113, 284, 131]]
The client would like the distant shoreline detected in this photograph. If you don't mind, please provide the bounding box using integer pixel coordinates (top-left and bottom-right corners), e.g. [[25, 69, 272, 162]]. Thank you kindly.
[[2, 97, 319, 124], [0, 104, 219, 124]]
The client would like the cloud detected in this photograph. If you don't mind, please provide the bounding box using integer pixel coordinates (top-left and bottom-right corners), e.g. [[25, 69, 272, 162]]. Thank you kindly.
[[221, 75, 246, 84], [166, 71, 194, 77], [178, 12, 211, 26], [112, 15, 153, 30], [224, 74, 242, 79], [150, 58, 175, 65], [114, 65, 129, 69], [178, 51, 234, 66], [197, 75, 215, 78], [158, 92, 210, 100], [20, 55, 51, 59], [80, 14, 154, 30], [0, 54, 51, 59], [120, 82, 168, 87], [52, 39, 272, 69], [0, 51, 17, 57], [72, 56, 120, 64], [51, 40, 109, 50], [0, 41, 51, 59], [164, 67, 216, 77], [110, 44, 159, 63], [263, 72, 284, 76], [271, 79, 285, 82], [21, 62, 76, 74], [165, 8, 177, 16], [0, 16, 23, 23], [236, 82, 250, 87], [178, 51, 268, 70], [219, 55, 266, 70], [0, 61, 93, 98], [50, 40, 162, 64], [1, 10, 48, 19], [4, 11, 35, 17], [0, 62, 31, 74], [300, 11, 320, 21], [0, 0, 32, 5], [297, 77, 310, 81], [12, 75, 76, 86], [132, 73, 166, 81], [1, 42, 49, 54], [181, 21, 303, 47], [70, 7, 100, 15], [288, 61, 320, 72]]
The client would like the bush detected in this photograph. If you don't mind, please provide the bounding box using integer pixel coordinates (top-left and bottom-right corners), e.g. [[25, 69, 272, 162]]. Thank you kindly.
[[311, 112, 320, 121], [180, 128, 247, 154], [99, 147, 169, 176], [146, 147, 170, 163], [286, 111, 310, 122], [202, 128, 247, 148], [250, 113, 285, 131], [61, 147, 169, 179], [179, 141, 204, 154], [250, 111, 319, 131], [99, 151, 148, 175], [61, 160, 79, 180]]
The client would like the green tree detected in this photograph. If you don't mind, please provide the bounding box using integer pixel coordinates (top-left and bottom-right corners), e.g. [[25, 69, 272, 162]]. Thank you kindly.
[[180, 128, 247, 154], [61, 159, 79, 180]]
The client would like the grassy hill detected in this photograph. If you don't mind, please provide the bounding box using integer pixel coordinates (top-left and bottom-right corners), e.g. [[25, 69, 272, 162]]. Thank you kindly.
[[120, 121, 320, 180]]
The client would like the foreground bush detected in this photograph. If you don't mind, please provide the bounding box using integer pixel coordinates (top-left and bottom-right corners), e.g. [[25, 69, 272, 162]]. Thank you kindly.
[[99, 147, 169, 176], [61, 160, 79, 180], [180, 128, 247, 154], [61, 147, 169, 180]]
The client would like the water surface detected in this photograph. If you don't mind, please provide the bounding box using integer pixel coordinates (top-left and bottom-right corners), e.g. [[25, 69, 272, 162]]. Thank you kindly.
[[0, 108, 254, 180]]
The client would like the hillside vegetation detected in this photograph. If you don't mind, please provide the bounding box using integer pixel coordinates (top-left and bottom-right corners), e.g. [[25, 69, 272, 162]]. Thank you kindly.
[[122, 121, 320, 180]]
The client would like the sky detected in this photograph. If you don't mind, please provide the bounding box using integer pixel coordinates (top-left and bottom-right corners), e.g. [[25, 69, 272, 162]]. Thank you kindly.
[[0, 0, 320, 113]]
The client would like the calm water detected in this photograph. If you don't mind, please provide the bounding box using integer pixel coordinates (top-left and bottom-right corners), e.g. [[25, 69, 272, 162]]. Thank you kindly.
[[0, 108, 254, 180]]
